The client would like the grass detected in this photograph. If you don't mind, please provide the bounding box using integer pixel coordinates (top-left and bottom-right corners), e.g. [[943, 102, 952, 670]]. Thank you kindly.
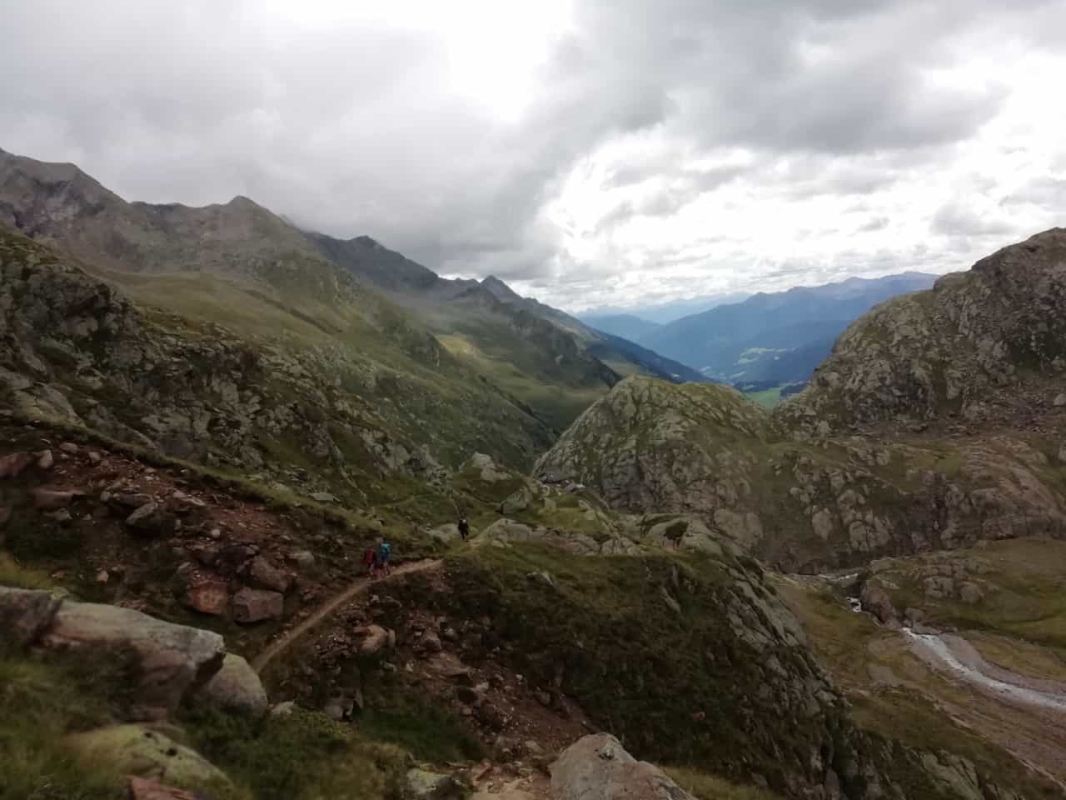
[[744, 386, 786, 409], [0, 652, 134, 800], [777, 577, 1063, 799], [428, 544, 846, 795], [665, 766, 781, 800], [0, 553, 54, 590], [359, 683, 485, 763], [179, 706, 407, 800]]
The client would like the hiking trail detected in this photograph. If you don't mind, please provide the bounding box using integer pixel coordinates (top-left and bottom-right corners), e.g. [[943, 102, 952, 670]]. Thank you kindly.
[[251, 558, 443, 674]]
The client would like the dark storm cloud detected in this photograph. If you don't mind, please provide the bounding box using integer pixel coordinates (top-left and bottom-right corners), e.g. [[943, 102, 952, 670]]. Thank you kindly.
[[0, 0, 1061, 287]]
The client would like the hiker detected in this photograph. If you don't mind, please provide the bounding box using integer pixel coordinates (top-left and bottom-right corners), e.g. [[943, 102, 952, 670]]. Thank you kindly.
[[377, 536, 392, 576], [458, 517, 470, 542], [362, 546, 377, 578]]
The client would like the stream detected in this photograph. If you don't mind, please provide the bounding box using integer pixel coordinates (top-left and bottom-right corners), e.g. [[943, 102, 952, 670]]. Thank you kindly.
[[903, 629, 1066, 714]]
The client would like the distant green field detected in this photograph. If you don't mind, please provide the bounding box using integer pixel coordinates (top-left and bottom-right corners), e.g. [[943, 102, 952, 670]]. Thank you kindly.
[[744, 386, 785, 409]]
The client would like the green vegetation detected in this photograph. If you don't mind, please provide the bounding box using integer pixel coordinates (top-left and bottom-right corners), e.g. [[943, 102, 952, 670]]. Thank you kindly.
[[0, 553, 53, 590], [744, 385, 786, 409], [180, 706, 407, 800], [359, 685, 484, 763], [433, 543, 832, 794], [665, 766, 782, 800], [778, 579, 1063, 798], [0, 651, 134, 800]]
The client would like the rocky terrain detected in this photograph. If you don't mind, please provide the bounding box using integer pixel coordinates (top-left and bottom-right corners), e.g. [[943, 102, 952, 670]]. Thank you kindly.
[[4, 145, 1066, 800]]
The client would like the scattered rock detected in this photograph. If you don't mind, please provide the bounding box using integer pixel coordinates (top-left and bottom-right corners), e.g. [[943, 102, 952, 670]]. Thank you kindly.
[[288, 550, 315, 569], [526, 571, 556, 590], [323, 695, 354, 721], [36, 449, 54, 470], [359, 624, 390, 656], [311, 491, 338, 503], [270, 701, 296, 718], [247, 556, 292, 593], [0, 451, 34, 478], [127, 777, 206, 800], [550, 734, 695, 800], [126, 502, 177, 537], [69, 725, 228, 786], [195, 654, 268, 717], [88, 450, 103, 465], [419, 631, 443, 654], [499, 484, 534, 515], [405, 768, 465, 800], [59, 442, 79, 454], [1054, 393, 1066, 408], [95, 569, 110, 584], [859, 583, 897, 625], [535, 691, 553, 707], [232, 587, 284, 624], [959, 583, 985, 605], [0, 586, 62, 648], [31, 487, 82, 510]]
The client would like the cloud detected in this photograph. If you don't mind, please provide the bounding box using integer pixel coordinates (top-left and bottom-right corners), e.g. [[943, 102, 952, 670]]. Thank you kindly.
[[1, 0, 1064, 309]]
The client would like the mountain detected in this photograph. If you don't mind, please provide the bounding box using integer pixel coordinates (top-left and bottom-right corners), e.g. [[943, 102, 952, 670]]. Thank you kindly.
[[4, 144, 1066, 800], [308, 230, 707, 427], [582, 293, 752, 325], [0, 146, 697, 439], [580, 313, 662, 342], [642, 273, 939, 388]]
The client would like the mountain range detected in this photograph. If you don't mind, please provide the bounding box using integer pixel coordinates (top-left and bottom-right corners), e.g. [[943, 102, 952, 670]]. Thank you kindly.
[[586, 273, 939, 394], [3, 142, 1066, 800]]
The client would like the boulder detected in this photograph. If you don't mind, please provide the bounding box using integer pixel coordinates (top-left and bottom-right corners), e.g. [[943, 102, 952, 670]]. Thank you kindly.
[[499, 484, 534, 515], [232, 587, 284, 624], [860, 583, 897, 625], [182, 582, 229, 616], [42, 600, 226, 716], [270, 700, 296, 717], [31, 487, 82, 510], [0, 451, 34, 478], [126, 502, 177, 537], [288, 550, 315, 569], [419, 630, 443, 654], [0, 586, 62, 648], [128, 777, 207, 800], [1054, 393, 1066, 408], [36, 449, 54, 470], [550, 734, 695, 800], [69, 725, 228, 786], [247, 556, 292, 593], [195, 654, 268, 717], [428, 524, 461, 545], [406, 768, 465, 800], [359, 624, 390, 656]]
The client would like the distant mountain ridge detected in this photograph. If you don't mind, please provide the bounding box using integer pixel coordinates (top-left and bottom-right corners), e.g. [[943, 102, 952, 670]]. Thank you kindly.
[[0, 145, 702, 438], [641, 272, 939, 386]]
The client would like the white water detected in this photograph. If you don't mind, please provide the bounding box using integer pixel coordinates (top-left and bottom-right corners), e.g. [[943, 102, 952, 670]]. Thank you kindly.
[[903, 629, 1066, 713]]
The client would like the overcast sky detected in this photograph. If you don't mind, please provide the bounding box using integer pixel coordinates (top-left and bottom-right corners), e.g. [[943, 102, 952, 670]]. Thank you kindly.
[[3, 0, 1065, 312]]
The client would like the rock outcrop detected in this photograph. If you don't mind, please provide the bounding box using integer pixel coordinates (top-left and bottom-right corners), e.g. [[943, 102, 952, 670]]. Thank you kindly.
[[550, 734, 694, 800], [0, 586, 266, 720]]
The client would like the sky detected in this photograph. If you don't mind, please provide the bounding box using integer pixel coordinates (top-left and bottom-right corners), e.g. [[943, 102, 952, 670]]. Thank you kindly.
[[2, 0, 1065, 313]]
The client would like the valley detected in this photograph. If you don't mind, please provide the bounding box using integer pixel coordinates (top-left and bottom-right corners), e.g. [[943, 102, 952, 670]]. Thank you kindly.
[[2, 145, 1066, 800]]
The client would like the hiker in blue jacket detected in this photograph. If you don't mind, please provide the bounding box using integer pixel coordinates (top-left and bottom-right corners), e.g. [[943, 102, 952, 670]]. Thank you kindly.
[[377, 537, 392, 576]]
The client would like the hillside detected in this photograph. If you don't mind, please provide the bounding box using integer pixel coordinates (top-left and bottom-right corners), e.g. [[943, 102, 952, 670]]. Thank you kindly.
[[582, 313, 663, 342], [0, 147, 696, 436], [641, 273, 938, 389]]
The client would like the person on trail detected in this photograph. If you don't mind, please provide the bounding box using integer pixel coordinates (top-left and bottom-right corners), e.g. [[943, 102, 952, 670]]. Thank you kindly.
[[458, 517, 470, 542], [363, 546, 377, 578], [378, 537, 392, 576]]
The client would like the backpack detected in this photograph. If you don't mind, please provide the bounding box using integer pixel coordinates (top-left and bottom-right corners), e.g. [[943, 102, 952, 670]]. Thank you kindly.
[[380, 542, 392, 558]]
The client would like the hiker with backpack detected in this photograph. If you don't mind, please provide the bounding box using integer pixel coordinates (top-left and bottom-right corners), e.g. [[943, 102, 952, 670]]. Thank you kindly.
[[363, 545, 377, 578], [458, 517, 470, 542], [377, 536, 392, 576]]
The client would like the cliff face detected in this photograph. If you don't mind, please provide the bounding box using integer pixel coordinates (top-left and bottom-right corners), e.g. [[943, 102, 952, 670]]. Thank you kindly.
[[779, 228, 1066, 433]]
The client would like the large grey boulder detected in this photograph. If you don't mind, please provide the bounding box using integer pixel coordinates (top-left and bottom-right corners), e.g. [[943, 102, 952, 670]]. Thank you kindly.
[[232, 587, 284, 623], [0, 586, 62, 648], [550, 734, 695, 800], [42, 601, 225, 717], [194, 654, 268, 717]]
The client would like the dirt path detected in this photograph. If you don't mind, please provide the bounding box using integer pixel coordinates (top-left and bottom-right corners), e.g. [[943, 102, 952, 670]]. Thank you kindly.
[[251, 558, 443, 674]]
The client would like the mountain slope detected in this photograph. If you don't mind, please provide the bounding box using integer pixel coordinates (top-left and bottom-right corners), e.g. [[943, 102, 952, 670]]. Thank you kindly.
[[779, 228, 1066, 434], [642, 273, 938, 385], [305, 228, 706, 426], [537, 231, 1066, 572], [581, 313, 662, 342]]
